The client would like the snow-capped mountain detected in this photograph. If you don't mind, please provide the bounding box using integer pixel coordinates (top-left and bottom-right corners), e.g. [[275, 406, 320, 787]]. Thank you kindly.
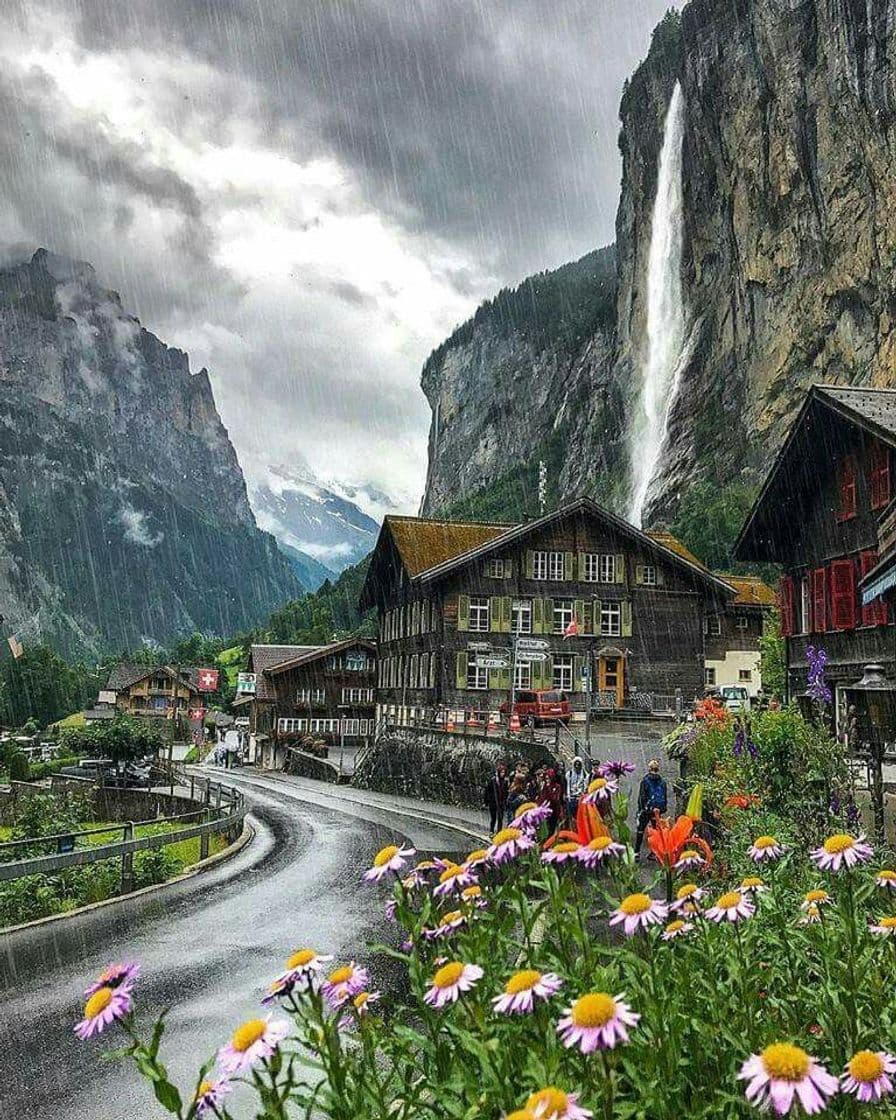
[[249, 464, 383, 573]]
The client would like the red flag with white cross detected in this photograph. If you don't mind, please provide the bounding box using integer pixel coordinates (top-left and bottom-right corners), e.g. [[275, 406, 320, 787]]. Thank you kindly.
[[196, 668, 219, 691]]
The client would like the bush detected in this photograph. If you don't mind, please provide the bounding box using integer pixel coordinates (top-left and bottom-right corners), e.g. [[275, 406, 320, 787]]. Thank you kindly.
[[60, 715, 163, 764], [7, 752, 30, 782], [133, 848, 182, 889]]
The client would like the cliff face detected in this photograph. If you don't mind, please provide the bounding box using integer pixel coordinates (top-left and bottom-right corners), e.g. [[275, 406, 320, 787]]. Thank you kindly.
[[0, 249, 301, 655], [620, 0, 896, 521]]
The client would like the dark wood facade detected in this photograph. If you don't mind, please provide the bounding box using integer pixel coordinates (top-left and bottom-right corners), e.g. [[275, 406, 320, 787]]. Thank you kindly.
[[360, 499, 737, 723], [243, 640, 377, 768], [736, 386, 896, 720]]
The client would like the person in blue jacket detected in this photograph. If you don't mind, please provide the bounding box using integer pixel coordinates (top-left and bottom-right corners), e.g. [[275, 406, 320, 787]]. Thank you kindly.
[[635, 759, 667, 857]]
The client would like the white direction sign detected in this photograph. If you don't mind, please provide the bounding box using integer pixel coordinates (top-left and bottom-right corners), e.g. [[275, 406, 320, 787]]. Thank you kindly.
[[467, 641, 493, 652], [473, 656, 509, 670], [516, 650, 549, 663], [516, 638, 549, 651]]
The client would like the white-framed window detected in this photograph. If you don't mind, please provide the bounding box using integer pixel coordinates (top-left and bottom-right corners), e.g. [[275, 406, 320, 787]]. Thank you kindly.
[[512, 599, 532, 634], [739, 669, 753, 682], [486, 558, 509, 578], [641, 565, 657, 586], [421, 600, 430, 632], [533, 550, 565, 581], [467, 662, 488, 690], [327, 654, 343, 670], [346, 651, 370, 671], [469, 596, 490, 632], [599, 554, 617, 583], [410, 653, 419, 688], [735, 615, 749, 631], [341, 687, 374, 704], [297, 687, 326, 704], [342, 718, 360, 737], [278, 718, 307, 733], [704, 614, 721, 636], [553, 599, 574, 634], [553, 654, 574, 691], [601, 602, 621, 637], [583, 553, 599, 582], [514, 661, 532, 690], [310, 718, 339, 734], [800, 576, 810, 634], [704, 668, 716, 687]]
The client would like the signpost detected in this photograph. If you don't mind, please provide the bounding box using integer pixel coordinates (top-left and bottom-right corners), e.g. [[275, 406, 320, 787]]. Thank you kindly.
[[516, 638, 549, 652], [472, 656, 509, 670], [516, 650, 548, 663]]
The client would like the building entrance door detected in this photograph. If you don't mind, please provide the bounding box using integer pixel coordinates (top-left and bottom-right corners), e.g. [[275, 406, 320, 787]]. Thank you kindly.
[[598, 656, 625, 709]]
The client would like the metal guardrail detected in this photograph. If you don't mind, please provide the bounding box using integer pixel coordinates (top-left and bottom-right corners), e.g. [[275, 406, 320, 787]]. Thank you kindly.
[[0, 776, 244, 893]]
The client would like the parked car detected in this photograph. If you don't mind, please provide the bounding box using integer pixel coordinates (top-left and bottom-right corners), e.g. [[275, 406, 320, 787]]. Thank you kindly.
[[718, 686, 750, 712], [500, 690, 572, 727]]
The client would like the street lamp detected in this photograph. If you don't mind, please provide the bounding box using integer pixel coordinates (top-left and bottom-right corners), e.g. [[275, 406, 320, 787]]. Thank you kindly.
[[846, 663, 896, 846]]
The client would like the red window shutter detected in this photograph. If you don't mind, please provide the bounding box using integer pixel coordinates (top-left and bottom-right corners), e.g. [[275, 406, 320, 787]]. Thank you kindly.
[[779, 575, 795, 637], [837, 455, 858, 520], [870, 443, 892, 510], [830, 559, 857, 630], [812, 567, 827, 632], [860, 550, 889, 625]]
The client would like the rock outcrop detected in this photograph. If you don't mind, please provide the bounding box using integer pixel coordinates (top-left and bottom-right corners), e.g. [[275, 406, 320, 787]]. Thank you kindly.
[[0, 249, 301, 655]]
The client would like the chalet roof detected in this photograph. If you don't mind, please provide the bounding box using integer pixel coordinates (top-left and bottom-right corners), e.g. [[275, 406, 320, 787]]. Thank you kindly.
[[736, 385, 896, 561], [646, 531, 706, 570], [714, 574, 776, 608], [264, 637, 377, 676], [385, 515, 512, 577], [104, 663, 200, 694], [248, 644, 322, 700]]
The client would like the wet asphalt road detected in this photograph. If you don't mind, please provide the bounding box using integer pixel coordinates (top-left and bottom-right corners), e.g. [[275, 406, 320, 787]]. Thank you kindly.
[[0, 770, 480, 1120]]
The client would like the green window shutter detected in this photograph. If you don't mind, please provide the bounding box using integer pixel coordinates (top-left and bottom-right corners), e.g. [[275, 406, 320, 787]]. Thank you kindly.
[[656, 567, 665, 587], [532, 598, 545, 634], [565, 551, 575, 581], [544, 598, 555, 633], [502, 596, 513, 633], [577, 552, 587, 581], [505, 559, 514, 580], [635, 564, 644, 586], [457, 594, 470, 632], [496, 666, 511, 690], [573, 655, 584, 692], [616, 555, 625, 584], [575, 599, 585, 630], [584, 600, 594, 635], [533, 659, 547, 690], [456, 652, 469, 689], [525, 550, 535, 579], [489, 596, 501, 632], [594, 598, 604, 637], [487, 667, 500, 690], [621, 600, 633, 637]]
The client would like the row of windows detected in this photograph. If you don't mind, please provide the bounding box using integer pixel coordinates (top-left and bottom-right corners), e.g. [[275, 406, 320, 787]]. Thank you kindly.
[[780, 553, 889, 637], [297, 687, 326, 704], [277, 717, 372, 736], [379, 652, 438, 691], [465, 654, 576, 692], [704, 668, 752, 686], [837, 442, 891, 520], [459, 596, 631, 638], [484, 552, 659, 585], [326, 651, 373, 671], [381, 599, 435, 642], [703, 614, 752, 637], [296, 686, 375, 705]]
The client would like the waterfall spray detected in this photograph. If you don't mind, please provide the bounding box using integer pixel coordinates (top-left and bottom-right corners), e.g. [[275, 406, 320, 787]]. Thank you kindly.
[[628, 81, 687, 528]]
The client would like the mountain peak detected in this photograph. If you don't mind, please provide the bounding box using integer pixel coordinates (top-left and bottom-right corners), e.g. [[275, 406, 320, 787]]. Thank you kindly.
[[30, 247, 97, 285]]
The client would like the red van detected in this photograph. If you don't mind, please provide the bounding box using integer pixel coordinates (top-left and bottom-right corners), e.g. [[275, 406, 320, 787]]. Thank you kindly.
[[500, 690, 572, 727]]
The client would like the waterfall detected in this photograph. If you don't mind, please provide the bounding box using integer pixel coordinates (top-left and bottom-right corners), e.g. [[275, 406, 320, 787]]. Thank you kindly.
[[627, 81, 687, 528]]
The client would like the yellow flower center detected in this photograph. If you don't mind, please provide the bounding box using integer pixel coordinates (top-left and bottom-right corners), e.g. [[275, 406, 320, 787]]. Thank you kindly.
[[466, 849, 487, 863], [441, 910, 463, 925], [432, 961, 465, 989], [514, 801, 537, 817], [84, 987, 114, 1019], [461, 885, 482, 900], [619, 892, 652, 916], [804, 890, 828, 904], [231, 1019, 267, 1053], [716, 892, 742, 910], [353, 992, 371, 1011], [286, 949, 316, 969], [552, 842, 580, 854], [823, 833, 856, 854], [753, 836, 778, 850], [741, 877, 763, 889], [879, 870, 896, 881], [570, 992, 617, 1028], [587, 836, 613, 851], [761, 1043, 811, 1081], [328, 966, 353, 985], [505, 969, 542, 995], [439, 865, 464, 883], [527, 1088, 569, 1116], [492, 827, 522, 845], [679, 849, 699, 861], [805, 905, 820, 919], [848, 1050, 885, 1083], [878, 916, 896, 929], [665, 920, 686, 934], [676, 883, 699, 900], [196, 1080, 214, 1099], [587, 778, 608, 793], [373, 844, 399, 867]]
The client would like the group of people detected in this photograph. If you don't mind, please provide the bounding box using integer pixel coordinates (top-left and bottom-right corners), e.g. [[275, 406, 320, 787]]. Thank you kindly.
[[483, 755, 668, 857]]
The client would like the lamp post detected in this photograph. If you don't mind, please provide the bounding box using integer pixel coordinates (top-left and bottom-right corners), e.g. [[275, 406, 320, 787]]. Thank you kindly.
[[847, 664, 896, 847]]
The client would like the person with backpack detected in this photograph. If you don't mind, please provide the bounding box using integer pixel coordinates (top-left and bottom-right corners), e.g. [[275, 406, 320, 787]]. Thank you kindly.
[[635, 759, 668, 858]]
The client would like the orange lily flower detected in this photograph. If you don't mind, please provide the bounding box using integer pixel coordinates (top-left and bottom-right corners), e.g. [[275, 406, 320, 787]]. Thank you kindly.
[[646, 813, 713, 869], [543, 801, 610, 849]]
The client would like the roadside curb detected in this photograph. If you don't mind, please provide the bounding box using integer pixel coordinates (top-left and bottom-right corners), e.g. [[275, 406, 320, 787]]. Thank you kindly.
[[0, 819, 255, 937]]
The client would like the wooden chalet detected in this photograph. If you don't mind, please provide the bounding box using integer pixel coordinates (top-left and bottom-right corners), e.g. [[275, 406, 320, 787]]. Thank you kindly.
[[240, 639, 377, 769], [359, 497, 738, 725], [735, 385, 896, 721], [100, 663, 201, 719]]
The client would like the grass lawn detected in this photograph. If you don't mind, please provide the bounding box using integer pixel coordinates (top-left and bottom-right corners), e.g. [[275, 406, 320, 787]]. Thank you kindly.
[[0, 819, 230, 867]]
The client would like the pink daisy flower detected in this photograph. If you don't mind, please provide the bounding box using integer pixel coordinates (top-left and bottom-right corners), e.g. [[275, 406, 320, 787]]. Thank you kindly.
[[739, 877, 768, 895], [423, 960, 483, 1008], [810, 833, 873, 872], [841, 1050, 896, 1102], [433, 863, 478, 897], [599, 760, 635, 778], [576, 835, 626, 868], [492, 969, 563, 1014], [525, 1087, 593, 1120], [402, 859, 438, 890], [609, 893, 668, 936], [217, 1016, 289, 1076], [512, 802, 553, 830], [748, 835, 785, 863], [460, 884, 487, 908], [194, 1077, 232, 1117], [338, 989, 381, 1029], [661, 919, 694, 941], [488, 826, 535, 864], [542, 841, 581, 864], [739, 1043, 838, 1115], [557, 992, 640, 1053], [74, 984, 134, 1040], [464, 848, 490, 869], [674, 849, 707, 872], [869, 916, 896, 937], [364, 844, 416, 882], [581, 776, 618, 806], [84, 962, 140, 997], [876, 870, 896, 891], [262, 949, 333, 1004], [322, 962, 370, 1008], [671, 883, 705, 912], [800, 890, 831, 912], [799, 905, 823, 926], [705, 890, 755, 924], [424, 909, 467, 940]]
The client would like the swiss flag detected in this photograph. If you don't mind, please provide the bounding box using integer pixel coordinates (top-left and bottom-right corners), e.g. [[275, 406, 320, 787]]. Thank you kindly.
[[563, 618, 579, 639], [197, 668, 219, 691], [189, 707, 206, 722]]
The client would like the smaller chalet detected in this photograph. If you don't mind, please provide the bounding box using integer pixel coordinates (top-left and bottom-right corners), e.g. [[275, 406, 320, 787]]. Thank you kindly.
[[239, 639, 377, 769], [704, 575, 776, 697], [736, 385, 896, 719], [99, 663, 201, 719]]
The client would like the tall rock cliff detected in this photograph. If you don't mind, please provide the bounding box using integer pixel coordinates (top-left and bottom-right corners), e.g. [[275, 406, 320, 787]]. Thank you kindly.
[[0, 249, 301, 655]]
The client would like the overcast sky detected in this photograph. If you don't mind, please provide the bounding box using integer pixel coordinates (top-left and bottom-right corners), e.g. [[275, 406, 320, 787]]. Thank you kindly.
[[1, 0, 675, 513]]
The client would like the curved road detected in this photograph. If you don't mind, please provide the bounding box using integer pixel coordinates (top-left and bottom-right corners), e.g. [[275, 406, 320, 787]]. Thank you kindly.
[[0, 771, 480, 1120]]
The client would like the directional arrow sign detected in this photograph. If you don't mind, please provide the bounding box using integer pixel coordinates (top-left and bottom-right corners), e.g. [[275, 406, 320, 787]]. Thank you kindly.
[[473, 656, 509, 669], [467, 641, 493, 652], [516, 650, 549, 663], [516, 638, 549, 651]]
